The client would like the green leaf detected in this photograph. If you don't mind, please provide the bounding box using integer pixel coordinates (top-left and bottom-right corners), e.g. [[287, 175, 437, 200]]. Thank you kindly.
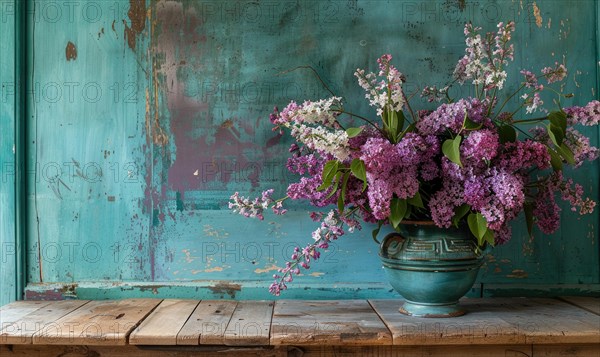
[[452, 204, 471, 227], [548, 111, 567, 134], [390, 198, 407, 229], [464, 117, 482, 130], [442, 135, 463, 167], [317, 160, 339, 191], [467, 213, 488, 242], [524, 202, 534, 237], [372, 222, 383, 244], [346, 127, 363, 138], [407, 191, 424, 209], [498, 125, 517, 144], [325, 172, 342, 199], [547, 123, 564, 147], [338, 172, 351, 212], [482, 229, 495, 246], [404, 204, 413, 219], [350, 159, 367, 191], [547, 147, 563, 171], [396, 110, 406, 135], [557, 143, 575, 165]]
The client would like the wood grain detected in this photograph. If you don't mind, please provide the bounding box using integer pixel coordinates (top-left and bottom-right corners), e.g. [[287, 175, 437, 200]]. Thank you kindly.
[[371, 298, 600, 345], [271, 300, 392, 346], [1, 300, 89, 344], [129, 299, 199, 345], [32, 299, 161, 345], [176, 300, 237, 345], [560, 296, 600, 315], [0, 301, 53, 330], [224, 300, 273, 346]]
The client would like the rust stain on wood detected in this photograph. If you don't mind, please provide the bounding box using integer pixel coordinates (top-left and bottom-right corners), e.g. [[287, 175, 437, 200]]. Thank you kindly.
[[65, 41, 77, 61], [124, 0, 147, 50], [208, 282, 242, 299], [456, 0, 466, 11]]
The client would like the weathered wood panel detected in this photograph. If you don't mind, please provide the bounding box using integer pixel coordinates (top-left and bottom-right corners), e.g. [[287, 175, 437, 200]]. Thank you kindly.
[[271, 300, 391, 346], [0, 300, 88, 344], [32, 299, 161, 345], [17, 0, 600, 299], [176, 299, 237, 345], [370, 298, 600, 345], [129, 299, 199, 345], [0, 0, 19, 307]]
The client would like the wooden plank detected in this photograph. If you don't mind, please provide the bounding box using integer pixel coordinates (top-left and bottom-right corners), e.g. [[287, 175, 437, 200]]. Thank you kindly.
[[0, 344, 287, 357], [32, 299, 161, 345], [374, 298, 600, 345], [129, 299, 199, 345], [176, 300, 237, 345], [369, 299, 521, 345], [223, 301, 273, 346], [495, 298, 600, 344], [0, 301, 52, 329], [270, 300, 391, 346], [0, 300, 89, 344], [299, 345, 534, 357], [560, 296, 600, 315], [533, 343, 600, 357]]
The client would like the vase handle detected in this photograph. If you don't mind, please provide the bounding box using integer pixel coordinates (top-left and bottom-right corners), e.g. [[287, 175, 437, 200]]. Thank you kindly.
[[379, 232, 406, 258]]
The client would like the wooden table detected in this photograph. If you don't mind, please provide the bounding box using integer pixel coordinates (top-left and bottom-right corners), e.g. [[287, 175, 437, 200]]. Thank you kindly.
[[0, 297, 598, 356]]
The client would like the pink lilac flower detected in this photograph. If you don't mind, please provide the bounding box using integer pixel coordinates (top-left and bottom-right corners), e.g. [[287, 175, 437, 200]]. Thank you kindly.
[[559, 176, 597, 214], [565, 100, 600, 126], [520, 70, 538, 88], [461, 129, 500, 164], [269, 210, 347, 296], [417, 98, 489, 135], [533, 188, 561, 235], [488, 169, 525, 209], [429, 180, 464, 228], [498, 140, 550, 173], [541, 62, 568, 83], [564, 128, 600, 167]]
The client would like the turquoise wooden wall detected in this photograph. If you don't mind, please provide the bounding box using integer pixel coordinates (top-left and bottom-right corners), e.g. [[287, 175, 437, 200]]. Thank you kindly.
[[1, 0, 598, 304]]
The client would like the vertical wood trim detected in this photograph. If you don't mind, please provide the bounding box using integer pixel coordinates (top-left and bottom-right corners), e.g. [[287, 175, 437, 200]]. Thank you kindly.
[[14, 0, 27, 302], [0, 0, 16, 306]]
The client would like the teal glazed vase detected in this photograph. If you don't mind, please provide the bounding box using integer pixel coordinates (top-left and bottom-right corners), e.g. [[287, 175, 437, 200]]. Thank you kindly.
[[379, 221, 485, 317]]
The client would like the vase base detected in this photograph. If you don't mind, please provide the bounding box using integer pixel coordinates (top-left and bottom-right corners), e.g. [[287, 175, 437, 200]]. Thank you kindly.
[[399, 300, 466, 318]]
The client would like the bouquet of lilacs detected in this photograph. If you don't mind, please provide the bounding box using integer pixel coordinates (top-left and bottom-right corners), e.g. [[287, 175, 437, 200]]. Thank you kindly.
[[229, 22, 599, 296]]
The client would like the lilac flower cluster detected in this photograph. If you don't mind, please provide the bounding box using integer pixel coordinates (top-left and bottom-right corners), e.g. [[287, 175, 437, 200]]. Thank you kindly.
[[229, 22, 599, 295], [268, 210, 346, 296], [454, 22, 515, 91]]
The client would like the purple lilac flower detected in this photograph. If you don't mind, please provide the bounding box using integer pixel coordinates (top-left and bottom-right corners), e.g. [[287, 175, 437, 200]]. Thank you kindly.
[[520, 70, 538, 88], [429, 180, 464, 228], [565, 100, 600, 126], [488, 169, 525, 210], [541, 62, 568, 83], [417, 98, 489, 135], [461, 129, 499, 164], [565, 128, 600, 167], [498, 140, 550, 173], [269, 210, 346, 296], [533, 192, 561, 235]]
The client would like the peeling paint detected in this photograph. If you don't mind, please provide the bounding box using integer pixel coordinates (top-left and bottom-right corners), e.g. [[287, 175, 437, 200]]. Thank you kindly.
[[507, 270, 529, 279], [65, 41, 77, 61], [532, 2, 543, 28], [124, 0, 147, 51], [254, 264, 280, 274], [208, 282, 242, 298]]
